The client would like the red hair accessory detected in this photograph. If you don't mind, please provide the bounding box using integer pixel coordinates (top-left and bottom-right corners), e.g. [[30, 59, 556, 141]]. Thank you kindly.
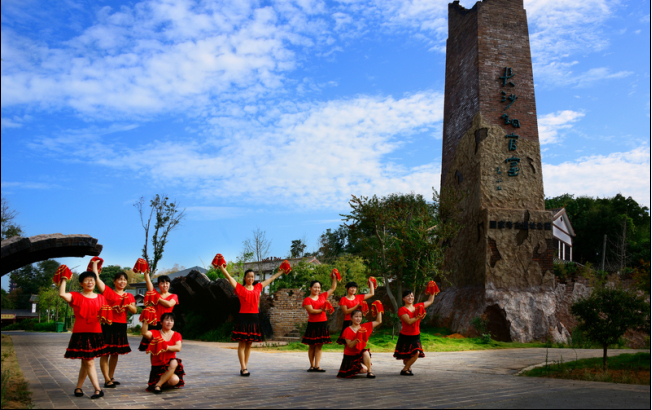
[[143, 291, 160, 307], [360, 301, 369, 315], [87, 257, 103, 274], [53, 265, 73, 286], [324, 301, 335, 315], [146, 337, 167, 356], [133, 258, 150, 274], [331, 269, 341, 282], [279, 260, 292, 274], [414, 303, 426, 319], [370, 300, 384, 316], [211, 254, 227, 269], [368, 277, 377, 290], [425, 281, 440, 296], [140, 306, 158, 326], [98, 305, 113, 325]]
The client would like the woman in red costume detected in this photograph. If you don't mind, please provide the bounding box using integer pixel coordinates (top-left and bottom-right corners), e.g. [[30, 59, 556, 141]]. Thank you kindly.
[[336, 280, 375, 345], [138, 273, 179, 352], [393, 289, 436, 375], [141, 313, 185, 394], [337, 308, 383, 379], [94, 271, 137, 388], [58, 259, 109, 400], [218, 265, 285, 376], [301, 277, 338, 372]]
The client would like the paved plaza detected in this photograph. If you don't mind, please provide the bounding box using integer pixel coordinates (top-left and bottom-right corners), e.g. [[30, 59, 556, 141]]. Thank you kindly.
[[4, 331, 650, 409]]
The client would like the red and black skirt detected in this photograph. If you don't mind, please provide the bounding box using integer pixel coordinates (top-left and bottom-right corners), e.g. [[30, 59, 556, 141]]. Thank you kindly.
[[139, 324, 162, 351], [393, 333, 425, 360], [102, 323, 131, 355], [64, 332, 110, 360], [146, 358, 185, 392], [336, 320, 352, 345], [337, 349, 371, 379], [301, 321, 332, 345], [231, 314, 263, 343]]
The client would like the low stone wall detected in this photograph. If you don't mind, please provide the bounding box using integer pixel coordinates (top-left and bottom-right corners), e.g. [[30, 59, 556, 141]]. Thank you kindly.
[[264, 289, 340, 337]]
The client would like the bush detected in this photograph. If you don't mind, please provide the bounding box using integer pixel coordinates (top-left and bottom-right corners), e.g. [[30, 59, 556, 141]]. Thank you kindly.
[[196, 322, 236, 342], [33, 322, 57, 332], [130, 325, 142, 335]]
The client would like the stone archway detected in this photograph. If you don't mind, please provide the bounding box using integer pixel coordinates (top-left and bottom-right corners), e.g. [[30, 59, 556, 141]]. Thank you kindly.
[[485, 304, 512, 342], [1, 234, 103, 276]]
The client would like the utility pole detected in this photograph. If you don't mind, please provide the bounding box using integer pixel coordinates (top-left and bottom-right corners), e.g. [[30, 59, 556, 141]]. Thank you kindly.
[[601, 234, 607, 272]]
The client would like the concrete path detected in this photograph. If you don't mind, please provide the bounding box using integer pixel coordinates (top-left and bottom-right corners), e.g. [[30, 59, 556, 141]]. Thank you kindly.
[[4, 332, 650, 409]]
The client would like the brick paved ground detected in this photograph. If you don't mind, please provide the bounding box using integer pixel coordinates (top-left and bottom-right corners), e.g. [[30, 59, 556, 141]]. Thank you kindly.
[[4, 332, 650, 409]]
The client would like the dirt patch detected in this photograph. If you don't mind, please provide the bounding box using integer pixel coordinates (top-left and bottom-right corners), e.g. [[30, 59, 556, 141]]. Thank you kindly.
[[1, 335, 33, 409], [445, 333, 466, 339], [538, 367, 650, 385]]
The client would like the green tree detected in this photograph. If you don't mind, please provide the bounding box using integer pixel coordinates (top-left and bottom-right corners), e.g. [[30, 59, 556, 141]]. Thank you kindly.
[[37, 287, 68, 322], [1, 288, 14, 309], [290, 239, 307, 258], [571, 285, 650, 371], [98, 265, 124, 289], [317, 227, 349, 263], [1, 197, 23, 240], [10, 260, 61, 299], [134, 194, 186, 274]]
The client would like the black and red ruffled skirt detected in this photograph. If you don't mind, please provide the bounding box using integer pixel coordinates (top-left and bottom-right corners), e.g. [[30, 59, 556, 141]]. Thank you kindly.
[[146, 358, 185, 392], [393, 333, 425, 360], [231, 314, 263, 343], [64, 332, 109, 360], [336, 320, 352, 345], [102, 323, 131, 355], [302, 321, 332, 345], [337, 349, 371, 379], [139, 324, 162, 351]]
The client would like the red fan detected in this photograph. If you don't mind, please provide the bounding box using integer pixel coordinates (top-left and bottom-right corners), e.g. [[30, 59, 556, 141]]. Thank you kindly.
[[140, 306, 158, 325], [414, 303, 426, 319], [323, 301, 335, 315], [146, 337, 167, 356], [370, 300, 384, 316], [143, 291, 160, 307], [368, 277, 377, 290], [133, 258, 150, 274], [279, 260, 292, 274], [211, 254, 227, 269], [425, 281, 440, 296], [53, 265, 72, 286], [98, 305, 113, 325], [360, 301, 369, 315], [87, 257, 104, 273], [331, 268, 341, 282]]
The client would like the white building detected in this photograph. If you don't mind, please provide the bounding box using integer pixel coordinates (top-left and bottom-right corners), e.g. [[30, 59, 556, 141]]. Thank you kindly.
[[549, 207, 576, 261]]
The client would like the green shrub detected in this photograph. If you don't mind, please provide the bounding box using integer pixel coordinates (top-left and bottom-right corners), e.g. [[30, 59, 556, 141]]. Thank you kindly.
[[33, 322, 57, 332], [1, 368, 9, 408], [197, 322, 235, 342]]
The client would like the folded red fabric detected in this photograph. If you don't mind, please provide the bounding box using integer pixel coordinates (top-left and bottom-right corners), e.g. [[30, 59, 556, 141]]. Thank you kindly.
[[368, 276, 377, 290], [98, 305, 113, 325], [146, 337, 167, 356], [370, 300, 384, 316], [113, 294, 130, 314], [133, 258, 150, 274], [140, 306, 158, 325], [324, 301, 335, 315], [414, 303, 426, 318], [425, 281, 440, 296], [279, 260, 292, 274], [331, 268, 341, 282], [211, 254, 226, 269], [52, 265, 73, 287], [360, 301, 369, 315], [87, 257, 104, 274], [144, 291, 160, 307]]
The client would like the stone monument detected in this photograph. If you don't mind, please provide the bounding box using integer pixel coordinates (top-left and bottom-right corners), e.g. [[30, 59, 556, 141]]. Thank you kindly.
[[433, 0, 567, 343]]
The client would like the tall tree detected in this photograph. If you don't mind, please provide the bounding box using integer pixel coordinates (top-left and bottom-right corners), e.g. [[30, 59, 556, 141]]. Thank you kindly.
[[290, 239, 307, 258], [317, 227, 349, 263], [134, 194, 186, 275], [243, 228, 272, 286], [1, 197, 23, 240]]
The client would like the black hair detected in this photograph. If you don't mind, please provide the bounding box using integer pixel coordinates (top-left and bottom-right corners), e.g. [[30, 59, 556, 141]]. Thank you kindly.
[[113, 271, 129, 282], [157, 275, 171, 284], [160, 312, 175, 322], [78, 271, 97, 284], [345, 282, 358, 289], [351, 309, 363, 318], [309, 280, 322, 289], [402, 290, 414, 299], [243, 270, 255, 286]]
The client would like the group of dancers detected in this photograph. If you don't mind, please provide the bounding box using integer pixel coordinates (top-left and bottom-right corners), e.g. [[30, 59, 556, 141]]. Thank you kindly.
[[56, 255, 439, 400]]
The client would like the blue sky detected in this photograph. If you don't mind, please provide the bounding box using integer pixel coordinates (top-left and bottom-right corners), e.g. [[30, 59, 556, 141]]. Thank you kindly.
[[1, 0, 650, 290]]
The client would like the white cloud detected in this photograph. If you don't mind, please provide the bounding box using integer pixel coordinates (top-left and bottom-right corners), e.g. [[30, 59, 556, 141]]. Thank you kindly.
[[1, 117, 22, 129], [537, 110, 584, 144], [543, 146, 651, 207], [185, 206, 245, 220], [1, 181, 59, 190]]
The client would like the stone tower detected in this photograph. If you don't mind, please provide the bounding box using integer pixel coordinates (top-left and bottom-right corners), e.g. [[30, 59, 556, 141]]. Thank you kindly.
[[435, 0, 564, 343]]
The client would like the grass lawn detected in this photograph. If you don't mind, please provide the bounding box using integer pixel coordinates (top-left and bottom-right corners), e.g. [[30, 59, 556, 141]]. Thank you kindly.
[[262, 327, 547, 353], [522, 352, 650, 385], [1, 335, 33, 409]]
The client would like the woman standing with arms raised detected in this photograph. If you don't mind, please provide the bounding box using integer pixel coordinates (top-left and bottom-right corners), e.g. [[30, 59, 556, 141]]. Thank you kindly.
[[218, 260, 286, 376], [393, 288, 437, 376], [301, 275, 339, 372], [138, 266, 179, 352], [336, 278, 375, 345]]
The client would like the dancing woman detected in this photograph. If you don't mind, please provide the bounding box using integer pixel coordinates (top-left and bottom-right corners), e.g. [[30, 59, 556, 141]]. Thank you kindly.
[[336, 280, 375, 345], [302, 277, 338, 372], [138, 273, 179, 352], [218, 265, 285, 376], [58, 260, 109, 400], [337, 308, 383, 379], [393, 290, 436, 376], [94, 271, 137, 388], [141, 313, 185, 394]]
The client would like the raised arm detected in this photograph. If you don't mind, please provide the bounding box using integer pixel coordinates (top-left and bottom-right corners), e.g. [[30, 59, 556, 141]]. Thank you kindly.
[[58, 278, 72, 304], [157, 297, 177, 308], [141, 321, 153, 340], [260, 268, 284, 289], [423, 292, 436, 309], [144, 270, 155, 292], [372, 312, 383, 328], [165, 340, 182, 353], [363, 282, 376, 300], [92, 260, 107, 293], [218, 265, 238, 289], [324, 275, 338, 298]]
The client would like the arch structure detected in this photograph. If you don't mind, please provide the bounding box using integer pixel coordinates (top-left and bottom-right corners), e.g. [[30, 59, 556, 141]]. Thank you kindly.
[[1, 234, 103, 276]]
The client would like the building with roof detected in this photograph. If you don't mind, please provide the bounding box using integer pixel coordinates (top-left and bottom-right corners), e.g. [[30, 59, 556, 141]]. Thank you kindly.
[[549, 207, 576, 262]]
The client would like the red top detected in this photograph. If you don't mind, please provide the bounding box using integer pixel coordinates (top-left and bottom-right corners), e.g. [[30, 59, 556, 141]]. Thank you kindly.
[[398, 303, 424, 336], [302, 292, 329, 322], [338, 295, 365, 321], [69, 292, 106, 334], [150, 330, 182, 366], [342, 322, 374, 355], [235, 283, 263, 314], [155, 291, 179, 321], [103, 287, 136, 324]]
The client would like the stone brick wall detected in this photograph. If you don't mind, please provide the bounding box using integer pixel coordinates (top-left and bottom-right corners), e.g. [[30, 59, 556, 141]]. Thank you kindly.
[[265, 289, 341, 338]]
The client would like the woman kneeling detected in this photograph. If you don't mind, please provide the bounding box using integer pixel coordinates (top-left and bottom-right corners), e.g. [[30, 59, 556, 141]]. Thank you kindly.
[[141, 313, 185, 394], [337, 309, 382, 379]]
